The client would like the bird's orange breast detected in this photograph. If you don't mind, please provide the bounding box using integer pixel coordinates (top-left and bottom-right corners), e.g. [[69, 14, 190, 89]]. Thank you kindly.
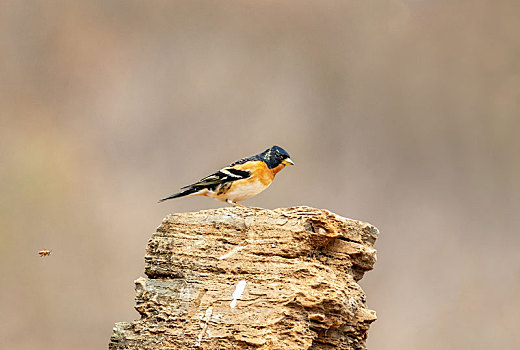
[[232, 160, 279, 186]]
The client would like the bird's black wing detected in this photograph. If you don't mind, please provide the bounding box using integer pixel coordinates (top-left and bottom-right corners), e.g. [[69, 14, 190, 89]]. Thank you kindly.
[[181, 167, 251, 191], [159, 166, 251, 202]]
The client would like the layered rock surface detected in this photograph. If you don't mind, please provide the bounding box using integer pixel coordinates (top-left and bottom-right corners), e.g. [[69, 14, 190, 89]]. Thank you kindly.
[[109, 206, 378, 349]]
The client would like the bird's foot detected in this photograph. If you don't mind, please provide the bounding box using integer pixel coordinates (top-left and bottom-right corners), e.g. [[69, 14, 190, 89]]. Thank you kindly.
[[226, 199, 247, 208]]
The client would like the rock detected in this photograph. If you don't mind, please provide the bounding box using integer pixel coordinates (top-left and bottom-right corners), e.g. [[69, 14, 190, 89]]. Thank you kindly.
[[109, 206, 378, 349]]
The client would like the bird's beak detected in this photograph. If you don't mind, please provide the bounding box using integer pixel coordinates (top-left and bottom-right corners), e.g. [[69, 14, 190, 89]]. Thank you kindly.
[[282, 158, 295, 165]]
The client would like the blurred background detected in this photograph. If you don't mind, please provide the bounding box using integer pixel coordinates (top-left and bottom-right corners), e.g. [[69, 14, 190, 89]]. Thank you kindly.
[[1, 1, 519, 349]]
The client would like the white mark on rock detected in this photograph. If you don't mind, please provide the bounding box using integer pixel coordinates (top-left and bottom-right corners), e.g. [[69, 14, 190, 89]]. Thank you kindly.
[[211, 313, 223, 322], [230, 280, 247, 308], [348, 297, 358, 311], [202, 306, 213, 321], [276, 217, 289, 225], [195, 306, 213, 347], [179, 285, 192, 301], [218, 245, 246, 260]]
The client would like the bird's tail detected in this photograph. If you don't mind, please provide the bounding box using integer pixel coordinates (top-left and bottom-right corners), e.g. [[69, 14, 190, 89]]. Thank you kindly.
[[158, 187, 199, 203]]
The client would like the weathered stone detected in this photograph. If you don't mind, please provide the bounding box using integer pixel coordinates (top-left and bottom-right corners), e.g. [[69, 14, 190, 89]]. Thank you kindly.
[[109, 206, 378, 349]]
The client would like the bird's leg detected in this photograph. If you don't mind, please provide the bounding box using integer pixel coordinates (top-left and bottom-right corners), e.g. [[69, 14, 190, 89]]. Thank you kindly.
[[226, 199, 246, 208]]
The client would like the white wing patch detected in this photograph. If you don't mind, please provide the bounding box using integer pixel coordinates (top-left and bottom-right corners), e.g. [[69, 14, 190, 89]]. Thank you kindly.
[[220, 168, 245, 178]]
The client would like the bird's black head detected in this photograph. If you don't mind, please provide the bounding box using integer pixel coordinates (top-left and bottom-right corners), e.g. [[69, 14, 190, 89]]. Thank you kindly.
[[262, 145, 294, 169]]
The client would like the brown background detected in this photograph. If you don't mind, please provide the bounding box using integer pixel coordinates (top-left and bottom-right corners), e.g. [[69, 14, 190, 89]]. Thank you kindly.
[[1, 1, 519, 349]]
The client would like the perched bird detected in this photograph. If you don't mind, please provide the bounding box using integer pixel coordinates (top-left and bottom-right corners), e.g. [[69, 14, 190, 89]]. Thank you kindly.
[[159, 145, 294, 206], [38, 250, 51, 257]]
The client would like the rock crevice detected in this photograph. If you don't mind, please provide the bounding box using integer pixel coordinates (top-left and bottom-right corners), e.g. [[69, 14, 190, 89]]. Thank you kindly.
[[109, 206, 378, 349]]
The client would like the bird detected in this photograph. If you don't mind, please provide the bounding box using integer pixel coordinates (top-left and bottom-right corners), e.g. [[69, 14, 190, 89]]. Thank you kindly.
[[159, 145, 294, 206], [38, 250, 51, 257]]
